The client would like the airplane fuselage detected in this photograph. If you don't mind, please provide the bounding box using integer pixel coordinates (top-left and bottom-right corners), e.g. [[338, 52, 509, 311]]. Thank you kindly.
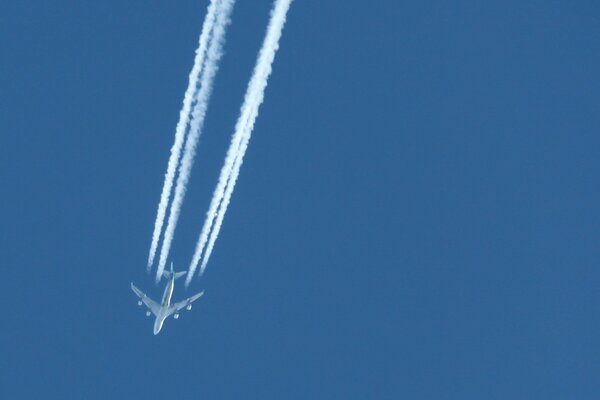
[[153, 277, 175, 334]]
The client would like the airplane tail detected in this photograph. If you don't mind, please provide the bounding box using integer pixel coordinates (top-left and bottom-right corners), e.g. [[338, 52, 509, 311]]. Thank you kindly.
[[163, 262, 187, 281]]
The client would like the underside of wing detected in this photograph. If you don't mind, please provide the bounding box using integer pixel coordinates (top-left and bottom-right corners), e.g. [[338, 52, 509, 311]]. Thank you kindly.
[[172, 290, 205, 313], [131, 283, 161, 316]]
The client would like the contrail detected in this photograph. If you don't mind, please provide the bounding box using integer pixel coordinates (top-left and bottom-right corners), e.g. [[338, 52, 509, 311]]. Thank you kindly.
[[147, 0, 222, 269], [156, 0, 235, 282], [185, 84, 253, 285], [186, 0, 293, 286]]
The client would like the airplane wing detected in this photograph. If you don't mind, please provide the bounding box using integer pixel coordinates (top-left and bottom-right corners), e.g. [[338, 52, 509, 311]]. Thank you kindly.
[[131, 283, 161, 317], [170, 290, 205, 314]]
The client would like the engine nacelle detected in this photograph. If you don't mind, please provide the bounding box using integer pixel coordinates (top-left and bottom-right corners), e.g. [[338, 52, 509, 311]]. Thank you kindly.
[[138, 300, 143, 306], [146, 311, 151, 317], [174, 314, 179, 319], [186, 304, 192, 311]]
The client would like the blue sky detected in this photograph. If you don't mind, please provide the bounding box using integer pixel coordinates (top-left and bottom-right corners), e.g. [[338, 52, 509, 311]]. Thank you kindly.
[[1, 0, 599, 398]]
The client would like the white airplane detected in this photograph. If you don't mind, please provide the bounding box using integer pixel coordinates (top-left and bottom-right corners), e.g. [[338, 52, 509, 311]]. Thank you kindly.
[[131, 263, 205, 335]]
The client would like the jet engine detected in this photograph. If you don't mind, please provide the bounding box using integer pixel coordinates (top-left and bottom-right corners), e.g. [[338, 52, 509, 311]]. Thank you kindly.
[[138, 300, 143, 306], [174, 314, 179, 319], [186, 304, 192, 311], [146, 311, 151, 317]]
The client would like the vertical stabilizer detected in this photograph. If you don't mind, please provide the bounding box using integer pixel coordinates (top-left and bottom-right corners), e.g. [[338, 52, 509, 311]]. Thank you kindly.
[[163, 262, 186, 280]]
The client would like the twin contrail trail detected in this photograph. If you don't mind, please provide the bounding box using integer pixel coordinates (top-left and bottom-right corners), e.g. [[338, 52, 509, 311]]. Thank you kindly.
[[147, 0, 222, 270], [155, 0, 236, 282], [186, 0, 293, 286]]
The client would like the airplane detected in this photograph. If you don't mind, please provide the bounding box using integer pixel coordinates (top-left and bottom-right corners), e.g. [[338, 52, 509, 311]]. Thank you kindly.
[[131, 262, 205, 335]]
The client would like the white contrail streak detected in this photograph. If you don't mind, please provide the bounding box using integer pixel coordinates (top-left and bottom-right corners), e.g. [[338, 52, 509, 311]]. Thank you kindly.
[[156, 0, 235, 282], [186, 0, 293, 286], [147, 0, 221, 269]]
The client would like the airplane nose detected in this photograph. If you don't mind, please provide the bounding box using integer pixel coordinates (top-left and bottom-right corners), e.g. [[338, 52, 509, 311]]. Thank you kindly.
[[153, 318, 164, 335]]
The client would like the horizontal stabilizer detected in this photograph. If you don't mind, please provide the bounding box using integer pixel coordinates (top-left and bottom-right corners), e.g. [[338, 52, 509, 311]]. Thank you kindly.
[[163, 270, 187, 280]]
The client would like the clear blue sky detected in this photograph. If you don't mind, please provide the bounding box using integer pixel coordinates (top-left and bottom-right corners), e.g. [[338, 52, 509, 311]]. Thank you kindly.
[[1, 1, 599, 398]]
